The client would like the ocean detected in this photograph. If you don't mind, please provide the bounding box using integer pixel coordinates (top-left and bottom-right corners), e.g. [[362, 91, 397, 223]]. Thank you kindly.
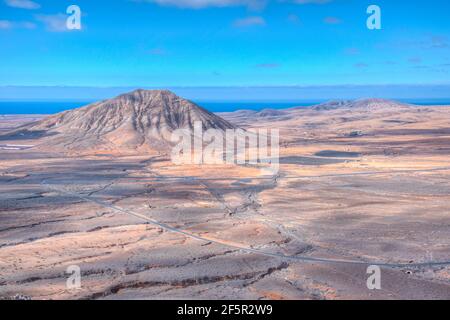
[[0, 99, 449, 115], [0, 101, 320, 115]]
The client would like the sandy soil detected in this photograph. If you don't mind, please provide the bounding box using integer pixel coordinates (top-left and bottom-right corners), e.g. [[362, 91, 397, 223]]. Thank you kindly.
[[0, 104, 449, 300]]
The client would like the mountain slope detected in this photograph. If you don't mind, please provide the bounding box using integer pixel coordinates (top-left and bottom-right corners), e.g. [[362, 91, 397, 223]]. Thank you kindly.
[[19, 89, 236, 154]]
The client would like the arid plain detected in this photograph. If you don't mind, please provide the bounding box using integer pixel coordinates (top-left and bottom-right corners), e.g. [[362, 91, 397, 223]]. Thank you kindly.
[[0, 91, 449, 300]]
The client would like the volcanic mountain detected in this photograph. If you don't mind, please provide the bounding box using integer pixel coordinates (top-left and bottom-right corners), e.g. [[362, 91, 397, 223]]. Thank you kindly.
[[17, 89, 236, 154]]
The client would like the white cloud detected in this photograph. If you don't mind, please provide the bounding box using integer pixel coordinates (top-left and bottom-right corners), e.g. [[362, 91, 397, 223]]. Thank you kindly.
[[287, 13, 300, 24], [0, 20, 13, 29], [323, 16, 341, 24], [294, 0, 332, 4], [408, 57, 422, 64], [255, 63, 280, 68], [354, 62, 368, 68], [233, 16, 265, 27], [344, 47, 360, 55], [148, 48, 167, 55], [0, 19, 36, 29], [19, 21, 36, 29], [5, 0, 40, 10], [140, 0, 266, 9], [35, 14, 68, 32]]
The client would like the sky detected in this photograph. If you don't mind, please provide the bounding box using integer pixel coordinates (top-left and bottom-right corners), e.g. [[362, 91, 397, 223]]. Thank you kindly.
[[1, 0, 450, 99]]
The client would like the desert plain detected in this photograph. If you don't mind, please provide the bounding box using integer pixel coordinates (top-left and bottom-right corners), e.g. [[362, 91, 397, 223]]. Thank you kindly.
[[0, 91, 449, 300]]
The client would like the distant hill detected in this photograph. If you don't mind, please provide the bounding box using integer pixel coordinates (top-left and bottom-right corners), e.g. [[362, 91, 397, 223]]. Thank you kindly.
[[219, 98, 413, 126], [310, 99, 411, 111]]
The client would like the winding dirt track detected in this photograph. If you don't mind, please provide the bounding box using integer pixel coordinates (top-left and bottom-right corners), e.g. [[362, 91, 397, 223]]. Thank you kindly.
[[41, 165, 450, 269]]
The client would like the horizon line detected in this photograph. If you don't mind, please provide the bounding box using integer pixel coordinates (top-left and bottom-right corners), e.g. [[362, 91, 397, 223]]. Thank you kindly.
[[2, 85, 450, 103], [2, 84, 450, 89]]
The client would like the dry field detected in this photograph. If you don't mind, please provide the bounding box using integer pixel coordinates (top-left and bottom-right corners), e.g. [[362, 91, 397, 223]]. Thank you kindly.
[[0, 100, 449, 300]]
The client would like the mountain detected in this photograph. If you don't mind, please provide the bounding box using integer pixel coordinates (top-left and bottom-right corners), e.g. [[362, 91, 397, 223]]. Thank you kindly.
[[219, 98, 415, 128], [309, 100, 352, 111], [310, 99, 411, 111], [15, 89, 236, 154], [256, 109, 288, 118]]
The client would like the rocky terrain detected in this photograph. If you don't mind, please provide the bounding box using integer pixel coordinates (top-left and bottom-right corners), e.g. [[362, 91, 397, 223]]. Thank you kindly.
[[0, 93, 449, 300]]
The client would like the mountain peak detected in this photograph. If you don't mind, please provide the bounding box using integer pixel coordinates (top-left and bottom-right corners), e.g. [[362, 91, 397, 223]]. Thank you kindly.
[[116, 89, 179, 102], [21, 89, 235, 154], [350, 98, 410, 109], [128, 88, 177, 96]]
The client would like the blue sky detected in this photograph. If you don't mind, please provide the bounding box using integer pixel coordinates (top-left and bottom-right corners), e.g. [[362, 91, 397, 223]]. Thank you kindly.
[[1, 0, 450, 92]]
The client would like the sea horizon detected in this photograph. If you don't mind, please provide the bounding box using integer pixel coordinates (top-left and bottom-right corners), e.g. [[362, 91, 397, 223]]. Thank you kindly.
[[1, 98, 450, 115]]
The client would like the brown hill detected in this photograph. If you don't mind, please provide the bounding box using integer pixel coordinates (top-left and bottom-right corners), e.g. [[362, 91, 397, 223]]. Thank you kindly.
[[16, 89, 236, 154], [220, 98, 413, 127], [310, 99, 411, 111]]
